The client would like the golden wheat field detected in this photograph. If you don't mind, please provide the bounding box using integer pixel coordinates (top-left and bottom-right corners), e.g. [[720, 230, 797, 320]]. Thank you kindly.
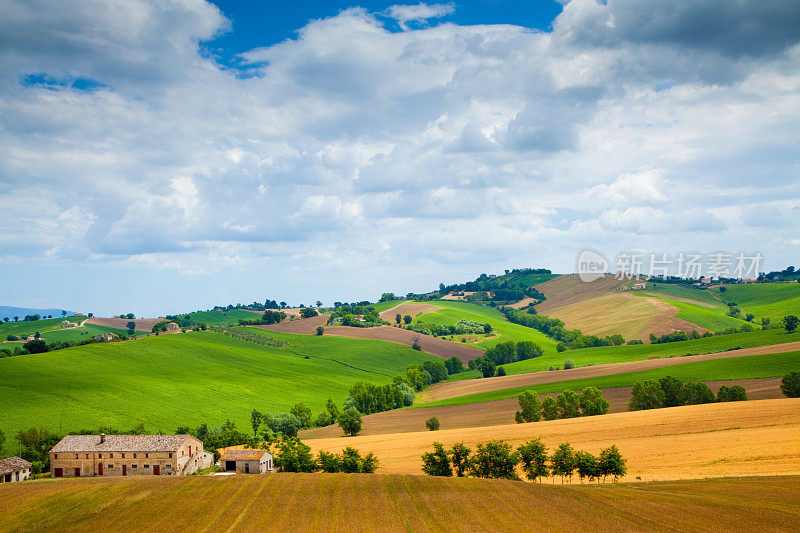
[[2, 474, 799, 532], [304, 399, 800, 481]]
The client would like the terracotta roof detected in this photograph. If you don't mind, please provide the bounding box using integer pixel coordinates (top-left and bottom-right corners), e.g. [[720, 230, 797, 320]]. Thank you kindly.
[[220, 449, 271, 461], [50, 434, 196, 453], [0, 457, 32, 475]]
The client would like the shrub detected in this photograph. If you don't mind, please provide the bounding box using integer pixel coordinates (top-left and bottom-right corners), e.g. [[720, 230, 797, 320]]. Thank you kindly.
[[274, 438, 317, 473], [22, 339, 48, 354], [426, 417, 440, 431], [716, 385, 747, 402], [421, 442, 452, 476], [780, 371, 800, 398], [403, 314, 413, 324], [450, 443, 471, 477], [563, 359, 575, 370], [411, 339, 422, 350], [683, 381, 715, 405], [317, 451, 341, 473], [555, 341, 567, 352], [300, 307, 318, 319], [578, 387, 609, 416], [496, 366, 507, 377], [315, 326, 324, 335]]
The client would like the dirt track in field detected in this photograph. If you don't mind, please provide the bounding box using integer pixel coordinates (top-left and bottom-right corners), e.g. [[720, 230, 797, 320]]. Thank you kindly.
[[378, 302, 439, 322], [304, 398, 800, 481], [301, 377, 784, 439], [420, 341, 800, 402], [3, 473, 799, 532], [85, 317, 164, 332]]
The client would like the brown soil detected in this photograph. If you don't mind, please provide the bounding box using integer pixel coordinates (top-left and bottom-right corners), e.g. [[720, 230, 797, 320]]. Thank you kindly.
[[304, 398, 800, 481], [324, 325, 483, 363], [506, 297, 537, 309], [253, 315, 328, 334], [378, 302, 439, 322], [420, 341, 800, 402], [301, 377, 783, 439], [85, 317, 164, 332]]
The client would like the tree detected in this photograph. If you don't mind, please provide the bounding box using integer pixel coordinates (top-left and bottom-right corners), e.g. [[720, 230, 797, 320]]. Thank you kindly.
[[716, 385, 747, 402], [782, 315, 799, 333], [550, 443, 576, 483], [517, 439, 548, 482], [683, 382, 715, 405], [403, 314, 412, 324], [555, 341, 566, 352], [250, 409, 263, 435], [515, 390, 542, 423], [470, 440, 519, 480], [340, 447, 377, 473], [495, 366, 507, 377], [477, 357, 496, 378], [556, 391, 580, 419], [542, 396, 559, 420], [658, 375, 685, 408], [316, 326, 324, 336], [290, 402, 312, 428], [780, 371, 800, 398], [126, 321, 136, 333], [628, 380, 665, 410], [483, 323, 492, 334], [13, 316, 18, 322], [598, 445, 627, 482], [395, 313, 402, 325], [515, 341, 543, 360], [578, 387, 609, 416], [299, 307, 318, 318], [61, 310, 67, 317], [33, 331, 40, 339], [575, 451, 599, 483], [316, 301, 322, 308], [421, 442, 452, 476], [338, 407, 363, 436], [426, 417, 440, 431], [450, 443, 471, 477], [444, 356, 464, 375]]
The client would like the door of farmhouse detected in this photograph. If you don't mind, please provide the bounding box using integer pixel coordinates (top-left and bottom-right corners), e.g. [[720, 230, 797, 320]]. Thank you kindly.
[[122, 465, 127, 476], [74, 467, 81, 477], [98, 463, 103, 475], [153, 465, 160, 475]]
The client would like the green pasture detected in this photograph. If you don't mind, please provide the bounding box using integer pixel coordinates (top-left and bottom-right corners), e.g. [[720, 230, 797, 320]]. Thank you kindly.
[[635, 293, 746, 332], [713, 283, 800, 322], [0, 330, 436, 456], [181, 309, 265, 326]]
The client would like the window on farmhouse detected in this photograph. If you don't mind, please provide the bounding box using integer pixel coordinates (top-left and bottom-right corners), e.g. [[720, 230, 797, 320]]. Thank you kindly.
[[85, 454, 89, 459], [98, 454, 102, 458], [169, 453, 173, 458], [132, 464, 137, 469], [122, 453, 125, 458], [110, 453, 114, 458], [144, 464, 149, 468], [54, 454, 58, 459], [133, 453, 137, 458]]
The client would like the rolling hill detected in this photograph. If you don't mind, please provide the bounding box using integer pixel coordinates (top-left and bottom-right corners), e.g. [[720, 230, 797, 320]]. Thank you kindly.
[[0, 330, 437, 457], [0, 306, 77, 321]]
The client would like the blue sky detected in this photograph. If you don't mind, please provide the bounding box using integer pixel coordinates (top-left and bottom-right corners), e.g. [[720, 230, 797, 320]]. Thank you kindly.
[[0, 0, 798, 317]]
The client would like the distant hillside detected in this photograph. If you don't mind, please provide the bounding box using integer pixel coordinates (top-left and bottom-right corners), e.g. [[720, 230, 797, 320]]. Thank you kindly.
[[0, 306, 77, 321]]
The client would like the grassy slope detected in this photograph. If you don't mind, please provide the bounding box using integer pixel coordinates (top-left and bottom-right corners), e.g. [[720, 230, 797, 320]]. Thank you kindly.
[[0, 317, 84, 338], [635, 293, 745, 332], [0, 330, 436, 456], [417, 350, 800, 406], [371, 299, 406, 312], [716, 283, 800, 322], [643, 283, 723, 305], [0, 318, 129, 344], [515, 271, 560, 286], [415, 300, 557, 351], [3, 475, 798, 532], [446, 328, 800, 380]]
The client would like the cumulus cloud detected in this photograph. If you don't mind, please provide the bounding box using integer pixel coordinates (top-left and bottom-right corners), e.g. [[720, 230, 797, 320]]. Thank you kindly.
[[0, 0, 798, 284]]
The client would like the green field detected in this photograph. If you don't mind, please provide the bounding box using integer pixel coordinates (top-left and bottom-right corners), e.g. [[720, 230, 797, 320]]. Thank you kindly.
[[0, 317, 84, 338], [0, 330, 436, 456], [371, 299, 406, 312], [445, 328, 800, 381], [636, 293, 745, 332], [0, 318, 129, 345], [180, 309, 266, 326], [713, 283, 800, 322], [417, 350, 800, 407], [415, 300, 557, 351], [643, 283, 723, 305], [516, 271, 560, 286]]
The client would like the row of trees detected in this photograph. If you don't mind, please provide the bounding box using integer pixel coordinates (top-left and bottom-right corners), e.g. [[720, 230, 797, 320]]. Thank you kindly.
[[405, 318, 490, 337], [628, 375, 747, 411], [501, 308, 626, 349], [515, 387, 610, 423], [237, 310, 288, 326], [421, 439, 627, 483]]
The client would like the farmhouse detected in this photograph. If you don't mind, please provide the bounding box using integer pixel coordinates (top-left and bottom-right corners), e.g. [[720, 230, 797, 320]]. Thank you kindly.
[[220, 449, 273, 474], [165, 322, 181, 332], [49, 434, 213, 478], [93, 332, 119, 342], [0, 457, 32, 482]]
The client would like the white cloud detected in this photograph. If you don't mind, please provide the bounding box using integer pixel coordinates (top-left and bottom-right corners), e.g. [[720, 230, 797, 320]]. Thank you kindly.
[[0, 0, 798, 283]]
